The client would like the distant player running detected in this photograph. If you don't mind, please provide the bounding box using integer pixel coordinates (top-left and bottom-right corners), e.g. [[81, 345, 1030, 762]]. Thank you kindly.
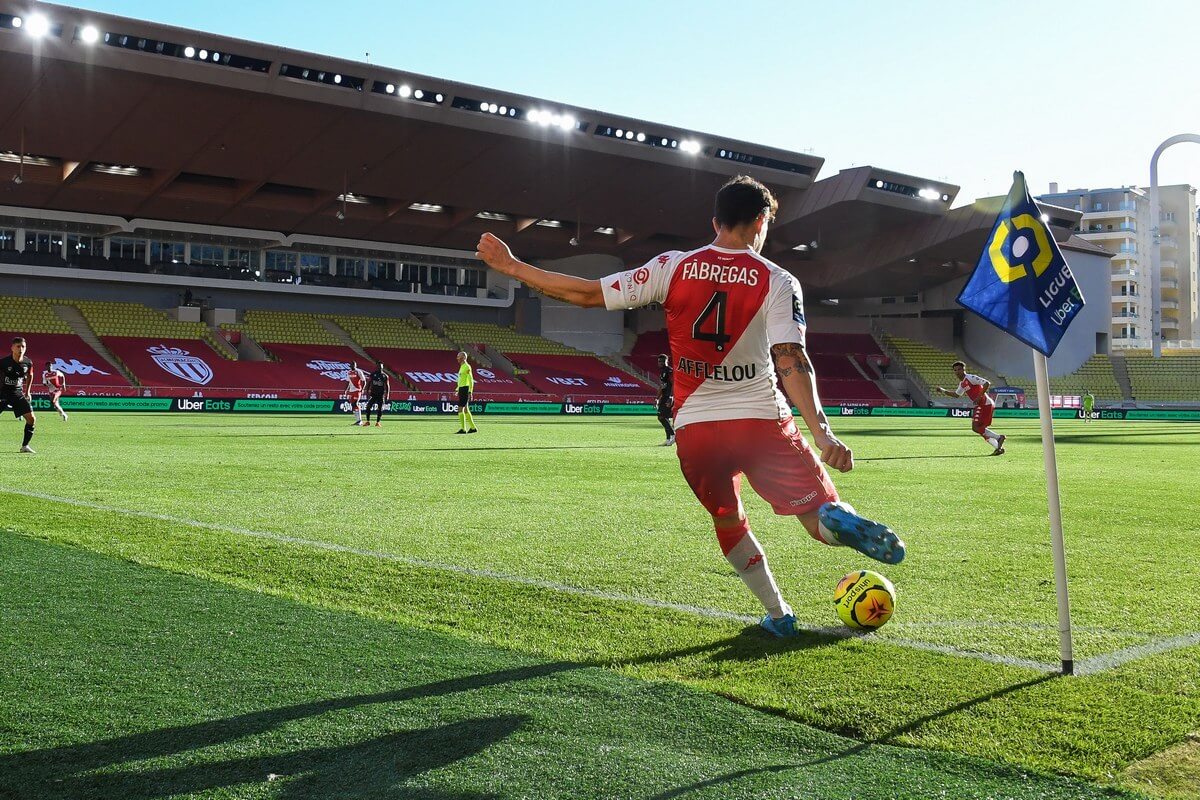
[[478, 175, 906, 638], [455, 351, 478, 434], [1082, 391, 1095, 423], [1, 337, 37, 453], [365, 362, 390, 427], [656, 353, 675, 446], [346, 361, 367, 426], [42, 361, 68, 421], [935, 361, 1006, 455]]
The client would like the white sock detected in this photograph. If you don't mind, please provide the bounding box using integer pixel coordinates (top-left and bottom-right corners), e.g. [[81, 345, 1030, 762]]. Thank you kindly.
[[984, 432, 999, 448], [725, 531, 790, 618], [354, 408, 362, 422]]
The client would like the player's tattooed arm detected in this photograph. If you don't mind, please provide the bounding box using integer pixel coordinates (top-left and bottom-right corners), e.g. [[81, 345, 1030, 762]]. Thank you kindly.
[[772, 341, 853, 472], [476, 232, 605, 308], [771, 342, 813, 378]]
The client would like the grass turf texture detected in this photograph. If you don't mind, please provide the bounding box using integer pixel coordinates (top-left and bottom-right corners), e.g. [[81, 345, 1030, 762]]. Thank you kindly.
[[1, 413, 1197, 795], [0, 533, 1135, 799]]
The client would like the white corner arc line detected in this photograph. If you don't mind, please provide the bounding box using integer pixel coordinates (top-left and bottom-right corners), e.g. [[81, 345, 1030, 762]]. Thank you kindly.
[[7, 486, 1191, 675]]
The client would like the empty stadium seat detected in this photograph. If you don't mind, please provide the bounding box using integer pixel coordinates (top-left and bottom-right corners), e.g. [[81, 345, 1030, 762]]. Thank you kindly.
[[1123, 350, 1200, 402], [443, 322, 581, 356], [881, 335, 969, 391], [336, 314, 449, 350], [237, 310, 341, 346], [0, 296, 73, 334], [507, 353, 652, 398], [0, 329, 131, 389], [73, 300, 233, 359], [1003, 355, 1123, 401]]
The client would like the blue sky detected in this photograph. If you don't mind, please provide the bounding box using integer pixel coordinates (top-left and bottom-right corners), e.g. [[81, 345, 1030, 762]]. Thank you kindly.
[[55, 0, 1200, 205]]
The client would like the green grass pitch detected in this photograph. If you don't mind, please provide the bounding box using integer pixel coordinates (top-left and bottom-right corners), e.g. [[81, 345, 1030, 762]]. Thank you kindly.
[[1, 412, 1197, 798]]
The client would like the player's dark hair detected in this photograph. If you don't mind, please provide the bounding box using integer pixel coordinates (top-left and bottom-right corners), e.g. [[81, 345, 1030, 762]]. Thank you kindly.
[[714, 175, 778, 229], [951, 360, 965, 369], [11, 336, 25, 345], [45, 360, 51, 367]]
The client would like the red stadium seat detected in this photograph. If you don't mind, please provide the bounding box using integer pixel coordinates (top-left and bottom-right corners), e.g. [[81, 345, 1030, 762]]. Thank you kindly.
[[508, 354, 652, 399], [366, 347, 527, 397], [103, 337, 358, 397], [2, 331, 132, 392]]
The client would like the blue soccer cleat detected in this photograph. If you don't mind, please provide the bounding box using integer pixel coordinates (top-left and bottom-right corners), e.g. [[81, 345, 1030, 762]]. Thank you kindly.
[[760, 613, 798, 638], [818, 502, 906, 565]]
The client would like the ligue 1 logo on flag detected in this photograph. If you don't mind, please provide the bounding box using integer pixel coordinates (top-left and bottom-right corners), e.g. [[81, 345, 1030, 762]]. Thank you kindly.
[[957, 171, 1085, 357]]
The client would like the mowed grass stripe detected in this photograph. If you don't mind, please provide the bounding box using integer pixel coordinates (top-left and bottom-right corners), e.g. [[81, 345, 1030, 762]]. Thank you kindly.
[[0, 484, 1061, 674], [0, 533, 1138, 800]]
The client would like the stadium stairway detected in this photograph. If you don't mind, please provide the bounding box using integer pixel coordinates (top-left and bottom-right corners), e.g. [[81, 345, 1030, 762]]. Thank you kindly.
[[217, 324, 273, 362], [430, 315, 543, 395], [52, 303, 138, 385], [316, 317, 420, 391], [1111, 354, 1134, 400], [320, 318, 375, 365], [878, 333, 999, 400], [205, 323, 239, 360]]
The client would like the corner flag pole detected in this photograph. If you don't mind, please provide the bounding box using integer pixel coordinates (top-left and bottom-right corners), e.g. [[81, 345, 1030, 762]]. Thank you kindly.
[[1032, 350, 1074, 675]]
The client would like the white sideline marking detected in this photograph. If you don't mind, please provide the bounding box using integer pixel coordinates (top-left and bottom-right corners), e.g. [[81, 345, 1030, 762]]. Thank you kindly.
[[4, 486, 1195, 675], [1075, 631, 1200, 676]]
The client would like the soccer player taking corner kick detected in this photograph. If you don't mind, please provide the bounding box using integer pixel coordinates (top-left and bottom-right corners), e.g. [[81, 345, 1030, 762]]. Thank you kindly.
[[476, 175, 906, 638], [934, 361, 1006, 455]]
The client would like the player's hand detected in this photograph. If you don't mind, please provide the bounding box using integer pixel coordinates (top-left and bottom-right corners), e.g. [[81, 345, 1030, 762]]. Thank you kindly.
[[934, 386, 946, 395], [476, 233, 521, 276], [814, 431, 853, 473]]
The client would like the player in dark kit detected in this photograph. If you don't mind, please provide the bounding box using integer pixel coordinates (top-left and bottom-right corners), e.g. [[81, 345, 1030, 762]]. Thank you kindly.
[[365, 362, 390, 427], [1, 337, 37, 453], [656, 353, 675, 446]]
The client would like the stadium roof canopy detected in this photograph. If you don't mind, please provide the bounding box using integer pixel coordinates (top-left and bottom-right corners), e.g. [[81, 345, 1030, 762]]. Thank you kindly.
[[0, 2, 1087, 298]]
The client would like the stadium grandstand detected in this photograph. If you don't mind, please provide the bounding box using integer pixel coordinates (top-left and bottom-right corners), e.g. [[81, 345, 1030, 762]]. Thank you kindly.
[[0, 2, 1194, 410]]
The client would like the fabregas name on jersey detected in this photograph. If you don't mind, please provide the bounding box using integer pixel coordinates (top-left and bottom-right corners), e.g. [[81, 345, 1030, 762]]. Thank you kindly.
[[679, 259, 761, 286]]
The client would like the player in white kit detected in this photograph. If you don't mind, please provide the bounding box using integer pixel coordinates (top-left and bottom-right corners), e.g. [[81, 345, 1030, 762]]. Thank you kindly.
[[477, 176, 906, 638], [42, 361, 68, 421], [346, 362, 366, 426]]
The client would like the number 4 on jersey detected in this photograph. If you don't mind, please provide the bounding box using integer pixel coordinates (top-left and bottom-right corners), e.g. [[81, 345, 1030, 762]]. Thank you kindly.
[[692, 291, 731, 352]]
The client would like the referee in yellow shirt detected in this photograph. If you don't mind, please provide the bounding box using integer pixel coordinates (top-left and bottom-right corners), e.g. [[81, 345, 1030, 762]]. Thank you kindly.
[[455, 351, 478, 434]]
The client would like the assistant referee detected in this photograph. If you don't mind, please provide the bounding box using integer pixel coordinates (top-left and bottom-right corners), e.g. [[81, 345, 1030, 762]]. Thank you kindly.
[[455, 351, 478, 434]]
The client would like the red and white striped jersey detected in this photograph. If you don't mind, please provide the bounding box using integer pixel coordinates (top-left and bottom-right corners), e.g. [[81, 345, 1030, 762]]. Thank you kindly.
[[956, 373, 992, 406], [42, 369, 65, 390], [346, 369, 365, 393], [602, 245, 805, 428]]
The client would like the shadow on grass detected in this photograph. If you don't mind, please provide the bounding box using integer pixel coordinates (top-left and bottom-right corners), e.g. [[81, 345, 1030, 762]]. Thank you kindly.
[[646, 673, 1061, 800], [0, 663, 560, 799], [0, 633, 829, 799]]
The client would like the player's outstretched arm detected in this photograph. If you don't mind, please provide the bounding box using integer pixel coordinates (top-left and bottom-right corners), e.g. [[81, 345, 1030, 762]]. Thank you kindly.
[[477, 233, 605, 308], [772, 342, 852, 473]]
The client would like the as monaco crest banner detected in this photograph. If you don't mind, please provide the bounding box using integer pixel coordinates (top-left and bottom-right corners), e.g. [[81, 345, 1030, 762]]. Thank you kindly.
[[957, 172, 1085, 357], [149, 345, 213, 385]]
